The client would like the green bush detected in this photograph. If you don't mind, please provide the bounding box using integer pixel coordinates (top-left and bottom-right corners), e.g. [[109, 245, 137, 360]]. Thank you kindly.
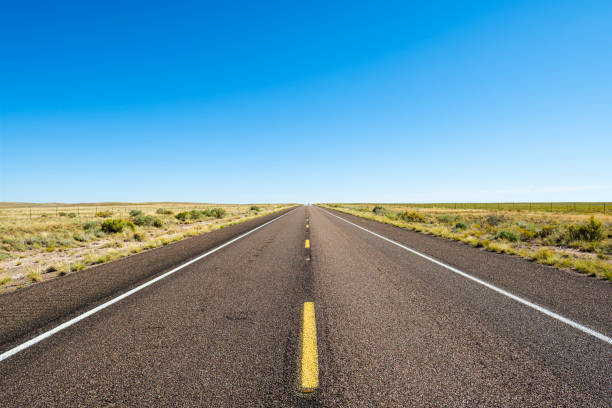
[[439, 214, 461, 223], [189, 209, 204, 219], [398, 211, 425, 223], [67, 213, 77, 218], [494, 230, 520, 242], [567, 216, 604, 242], [175, 212, 189, 222], [537, 224, 557, 238], [156, 208, 173, 215], [101, 219, 134, 233], [250, 205, 260, 211], [82, 221, 98, 230], [58, 212, 67, 216], [129, 209, 143, 217], [486, 214, 505, 226], [372, 206, 386, 215], [133, 215, 162, 227], [210, 208, 226, 219], [455, 221, 469, 230], [95, 211, 113, 218]]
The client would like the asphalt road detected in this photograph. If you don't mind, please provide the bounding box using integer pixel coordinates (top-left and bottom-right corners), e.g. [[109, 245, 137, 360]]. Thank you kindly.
[[0, 205, 610, 407]]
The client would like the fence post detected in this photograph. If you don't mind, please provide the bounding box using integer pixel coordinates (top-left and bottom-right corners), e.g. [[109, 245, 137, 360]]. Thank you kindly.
[[550, 202, 552, 211], [30, 207, 32, 219]]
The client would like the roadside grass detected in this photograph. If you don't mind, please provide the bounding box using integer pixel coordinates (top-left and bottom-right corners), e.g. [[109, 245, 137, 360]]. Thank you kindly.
[[0, 203, 294, 292], [321, 203, 612, 281]]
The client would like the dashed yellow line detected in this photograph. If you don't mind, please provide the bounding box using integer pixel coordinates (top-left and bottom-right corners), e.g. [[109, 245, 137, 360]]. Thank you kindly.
[[306, 224, 309, 229], [301, 302, 319, 393], [305, 239, 310, 249]]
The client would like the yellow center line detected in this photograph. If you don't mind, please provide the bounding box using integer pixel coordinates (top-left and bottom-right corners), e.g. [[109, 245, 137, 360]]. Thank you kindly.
[[305, 239, 310, 249], [306, 224, 309, 228], [301, 302, 319, 393]]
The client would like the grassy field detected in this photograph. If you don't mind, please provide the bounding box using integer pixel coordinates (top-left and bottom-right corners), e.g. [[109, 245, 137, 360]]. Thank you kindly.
[[339, 202, 611, 214], [321, 203, 612, 281], [0, 202, 294, 292]]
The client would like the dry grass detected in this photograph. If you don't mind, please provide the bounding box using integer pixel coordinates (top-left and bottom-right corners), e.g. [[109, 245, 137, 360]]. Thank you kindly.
[[321, 203, 612, 281], [0, 202, 294, 292]]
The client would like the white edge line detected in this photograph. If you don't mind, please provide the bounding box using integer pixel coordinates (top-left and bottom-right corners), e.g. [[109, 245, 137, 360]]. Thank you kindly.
[[0, 208, 298, 362], [322, 208, 612, 345]]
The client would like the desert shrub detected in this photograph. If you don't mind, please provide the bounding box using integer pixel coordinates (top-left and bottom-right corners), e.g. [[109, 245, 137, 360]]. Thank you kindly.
[[101, 219, 134, 233], [133, 215, 162, 227], [519, 228, 537, 241], [372, 206, 386, 215], [398, 211, 425, 222], [133, 232, 145, 242], [486, 214, 505, 226], [73, 232, 94, 242], [209, 208, 226, 218], [175, 212, 189, 221], [156, 208, 173, 215], [455, 222, 469, 230], [494, 230, 520, 242], [96, 211, 113, 218], [82, 221, 98, 230], [129, 209, 143, 217], [58, 212, 67, 216], [153, 218, 163, 227], [567, 216, 604, 242], [439, 214, 461, 223], [67, 213, 77, 218], [385, 211, 398, 221], [189, 209, 204, 219], [537, 224, 557, 238], [250, 205, 260, 211]]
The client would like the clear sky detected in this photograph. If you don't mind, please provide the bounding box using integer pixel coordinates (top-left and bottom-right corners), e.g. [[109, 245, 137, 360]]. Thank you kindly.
[[1, 1, 611, 203]]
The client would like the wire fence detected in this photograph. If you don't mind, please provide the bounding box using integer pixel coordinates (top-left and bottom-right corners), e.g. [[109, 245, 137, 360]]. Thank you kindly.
[[0, 205, 259, 220]]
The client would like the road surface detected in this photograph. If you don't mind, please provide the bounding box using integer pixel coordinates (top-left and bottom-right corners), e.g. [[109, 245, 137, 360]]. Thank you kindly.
[[0, 205, 610, 406]]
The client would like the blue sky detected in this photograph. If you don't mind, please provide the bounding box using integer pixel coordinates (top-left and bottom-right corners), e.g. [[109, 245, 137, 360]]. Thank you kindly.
[[1, 0, 611, 203]]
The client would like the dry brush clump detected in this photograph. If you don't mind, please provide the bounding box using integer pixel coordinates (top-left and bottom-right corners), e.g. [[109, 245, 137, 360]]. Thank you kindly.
[[322, 203, 612, 280]]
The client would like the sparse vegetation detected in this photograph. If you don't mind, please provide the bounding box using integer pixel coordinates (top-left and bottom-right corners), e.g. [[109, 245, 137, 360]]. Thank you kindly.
[[28, 270, 42, 283], [0, 202, 295, 292], [322, 203, 612, 281], [95, 211, 113, 218], [250, 205, 261, 211]]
